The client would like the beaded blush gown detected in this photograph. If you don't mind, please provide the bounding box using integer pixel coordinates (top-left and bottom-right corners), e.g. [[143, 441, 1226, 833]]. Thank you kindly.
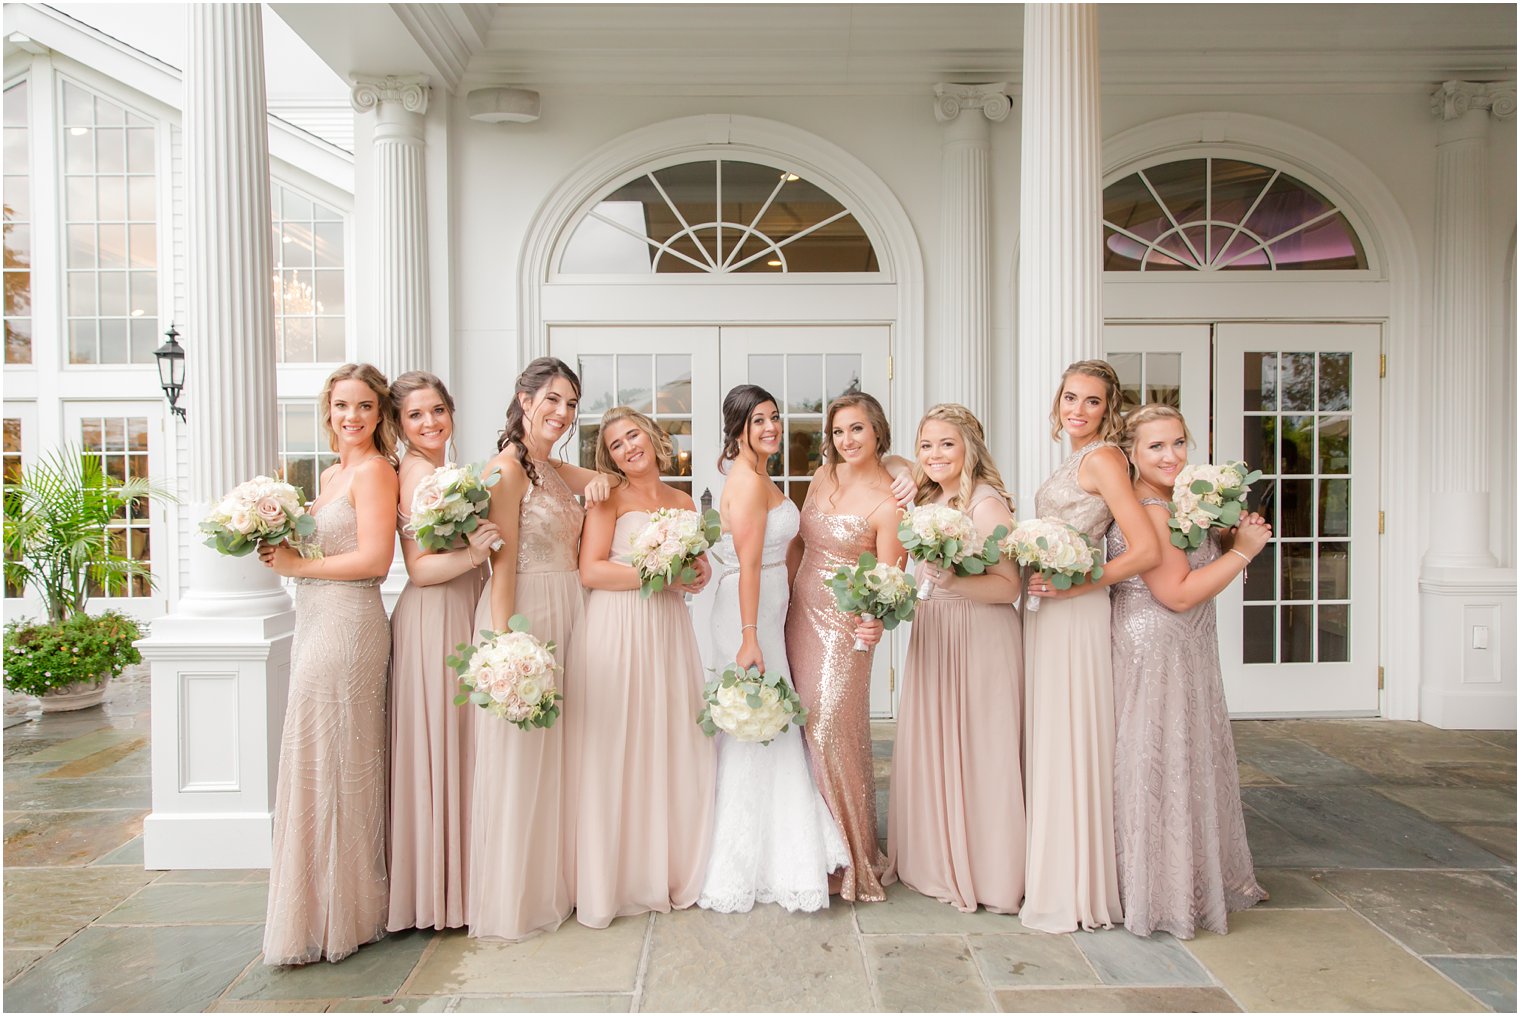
[[263, 493, 390, 966], [570, 509, 717, 929], [1021, 442, 1123, 933], [696, 499, 848, 914], [1108, 511, 1267, 938], [785, 495, 895, 902], [466, 462, 584, 940], [886, 485, 1026, 914], [385, 510, 488, 932]]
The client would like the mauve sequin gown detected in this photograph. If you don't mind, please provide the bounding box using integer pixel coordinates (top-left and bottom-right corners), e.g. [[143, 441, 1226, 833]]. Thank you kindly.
[[785, 497, 895, 902], [1108, 506, 1267, 938]]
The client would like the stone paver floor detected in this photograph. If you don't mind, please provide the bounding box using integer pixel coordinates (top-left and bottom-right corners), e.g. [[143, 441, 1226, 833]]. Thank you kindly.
[[3, 668, 1515, 1012]]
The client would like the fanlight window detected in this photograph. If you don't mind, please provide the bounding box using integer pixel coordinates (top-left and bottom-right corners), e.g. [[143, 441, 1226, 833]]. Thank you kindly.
[[1103, 158, 1367, 272], [560, 159, 879, 275]]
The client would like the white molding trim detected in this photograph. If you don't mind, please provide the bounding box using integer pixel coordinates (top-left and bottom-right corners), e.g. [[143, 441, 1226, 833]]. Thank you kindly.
[[517, 113, 926, 435], [1100, 111, 1424, 721]]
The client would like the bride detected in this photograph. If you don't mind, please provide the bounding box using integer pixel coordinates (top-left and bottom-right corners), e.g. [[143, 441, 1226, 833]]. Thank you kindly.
[[695, 384, 848, 914]]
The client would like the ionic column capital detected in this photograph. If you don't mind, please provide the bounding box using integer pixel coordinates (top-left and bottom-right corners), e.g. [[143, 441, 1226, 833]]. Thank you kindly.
[[350, 74, 431, 116], [934, 82, 1012, 125], [1430, 80, 1516, 122]]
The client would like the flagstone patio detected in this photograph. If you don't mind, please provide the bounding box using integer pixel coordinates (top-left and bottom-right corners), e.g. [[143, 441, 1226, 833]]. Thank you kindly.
[[3, 667, 1515, 1013]]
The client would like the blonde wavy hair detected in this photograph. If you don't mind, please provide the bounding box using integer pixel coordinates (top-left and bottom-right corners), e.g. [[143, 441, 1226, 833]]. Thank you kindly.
[[594, 405, 675, 482], [912, 403, 1014, 511], [318, 363, 399, 466], [1048, 359, 1125, 445], [1118, 403, 1194, 480]]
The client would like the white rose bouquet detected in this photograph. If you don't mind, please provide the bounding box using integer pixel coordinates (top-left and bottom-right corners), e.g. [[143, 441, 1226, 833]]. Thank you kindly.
[[448, 615, 562, 730], [1000, 518, 1104, 614], [697, 662, 808, 745], [628, 508, 721, 598], [1168, 461, 1262, 550], [200, 475, 318, 558], [897, 503, 1006, 599], [407, 462, 500, 553], [825, 552, 917, 652]]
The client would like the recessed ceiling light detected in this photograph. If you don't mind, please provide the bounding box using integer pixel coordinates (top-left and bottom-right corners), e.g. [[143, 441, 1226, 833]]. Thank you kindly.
[[766, 259, 782, 267]]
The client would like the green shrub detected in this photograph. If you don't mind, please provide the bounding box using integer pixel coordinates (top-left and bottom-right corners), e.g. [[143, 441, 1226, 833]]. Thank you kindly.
[[3, 611, 143, 697]]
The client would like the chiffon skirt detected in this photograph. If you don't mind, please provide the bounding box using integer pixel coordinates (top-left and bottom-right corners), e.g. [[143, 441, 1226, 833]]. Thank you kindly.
[[568, 588, 716, 929], [466, 569, 582, 940], [263, 582, 391, 965], [1021, 590, 1122, 933], [886, 595, 1026, 914], [386, 565, 487, 932]]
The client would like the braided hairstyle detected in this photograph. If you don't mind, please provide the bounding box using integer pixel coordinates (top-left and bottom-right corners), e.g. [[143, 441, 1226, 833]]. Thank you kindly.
[[717, 384, 780, 473], [1118, 402, 1194, 481], [911, 403, 1014, 511], [496, 357, 581, 487], [1048, 358, 1125, 445]]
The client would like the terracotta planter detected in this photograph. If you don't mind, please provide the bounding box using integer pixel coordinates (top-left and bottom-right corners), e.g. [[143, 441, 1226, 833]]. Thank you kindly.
[[38, 673, 111, 713]]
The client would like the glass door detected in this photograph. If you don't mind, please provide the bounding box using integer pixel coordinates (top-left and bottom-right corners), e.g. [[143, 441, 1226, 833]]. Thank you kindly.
[[1215, 322, 1380, 715]]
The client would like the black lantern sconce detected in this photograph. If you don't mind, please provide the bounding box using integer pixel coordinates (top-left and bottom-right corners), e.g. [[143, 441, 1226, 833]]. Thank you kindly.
[[154, 323, 187, 422]]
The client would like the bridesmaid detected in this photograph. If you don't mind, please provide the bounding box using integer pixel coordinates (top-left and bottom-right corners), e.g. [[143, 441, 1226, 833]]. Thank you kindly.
[[259, 363, 399, 965], [385, 371, 500, 933], [785, 392, 905, 903], [467, 356, 608, 941], [886, 403, 1025, 914], [1111, 403, 1270, 938], [572, 406, 716, 928], [1021, 360, 1160, 934]]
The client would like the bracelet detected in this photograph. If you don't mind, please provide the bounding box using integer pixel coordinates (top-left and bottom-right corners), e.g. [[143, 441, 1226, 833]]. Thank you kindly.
[[1229, 549, 1252, 566], [742, 624, 758, 632]]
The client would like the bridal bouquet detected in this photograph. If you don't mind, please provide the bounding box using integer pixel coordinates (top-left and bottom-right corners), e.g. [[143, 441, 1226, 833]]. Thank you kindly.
[[448, 615, 562, 730], [825, 552, 917, 652], [407, 462, 500, 553], [898, 503, 1006, 599], [1169, 461, 1262, 550], [1000, 518, 1104, 614], [628, 507, 721, 598], [697, 662, 808, 745], [200, 475, 317, 557]]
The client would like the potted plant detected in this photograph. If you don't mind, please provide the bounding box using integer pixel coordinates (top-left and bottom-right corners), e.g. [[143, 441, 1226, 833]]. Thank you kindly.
[[2, 445, 174, 711]]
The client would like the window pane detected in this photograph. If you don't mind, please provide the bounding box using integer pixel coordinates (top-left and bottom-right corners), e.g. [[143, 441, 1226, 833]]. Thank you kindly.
[[656, 355, 691, 413], [786, 355, 823, 413], [1280, 603, 1314, 663], [1318, 542, 1349, 600], [96, 128, 125, 173], [1278, 478, 1313, 538], [1319, 352, 1352, 411], [748, 354, 783, 399], [1318, 478, 1350, 538], [786, 417, 822, 477], [1279, 415, 1314, 474], [1318, 416, 1350, 474], [1145, 352, 1181, 407], [1243, 352, 1276, 411], [1279, 353, 1315, 411], [1244, 542, 1276, 601], [1243, 605, 1275, 664], [578, 355, 614, 414], [616, 354, 653, 412], [1318, 605, 1350, 662], [825, 354, 862, 403], [314, 270, 343, 316], [1281, 542, 1313, 600]]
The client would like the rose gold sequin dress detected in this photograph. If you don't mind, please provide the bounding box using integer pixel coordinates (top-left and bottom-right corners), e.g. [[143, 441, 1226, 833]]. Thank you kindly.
[[569, 510, 716, 929], [1109, 507, 1267, 938], [785, 497, 895, 902], [1021, 442, 1123, 933], [885, 485, 1026, 914], [264, 494, 391, 965], [466, 462, 584, 940], [386, 502, 488, 932]]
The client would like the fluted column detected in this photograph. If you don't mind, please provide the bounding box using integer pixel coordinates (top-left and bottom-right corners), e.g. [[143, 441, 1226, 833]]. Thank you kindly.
[[934, 83, 1009, 420], [183, 2, 285, 613], [1015, 3, 1102, 498], [352, 75, 431, 377], [1424, 80, 1515, 569]]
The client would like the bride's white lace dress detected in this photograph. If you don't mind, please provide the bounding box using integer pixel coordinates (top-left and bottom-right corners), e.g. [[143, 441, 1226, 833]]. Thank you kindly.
[[695, 498, 849, 914]]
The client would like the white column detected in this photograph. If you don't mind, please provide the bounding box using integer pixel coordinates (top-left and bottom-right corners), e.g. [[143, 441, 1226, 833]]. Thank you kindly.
[[352, 75, 431, 378], [1419, 80, 1518, 729], [1015, 3, 1103, 502], [934, 83, 1009, 421], [140, 4, 295, 868]]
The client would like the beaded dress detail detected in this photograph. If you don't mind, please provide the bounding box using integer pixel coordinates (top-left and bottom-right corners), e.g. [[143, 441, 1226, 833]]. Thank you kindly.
[[1108, 508, 1267, 938]]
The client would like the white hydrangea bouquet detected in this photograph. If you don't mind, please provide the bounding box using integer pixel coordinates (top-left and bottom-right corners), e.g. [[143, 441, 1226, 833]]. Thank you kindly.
[[628, 507, 721, 598], [448, 614, 562, 730], [898, 503, 1006, 599], [1169, 461, 1263, 550], [825, 552, 917, 652], [200, 475, 318, 558], [1000, 518, 1104, 613], [407, 462, 500, 553], [697, 662, 808, 745]]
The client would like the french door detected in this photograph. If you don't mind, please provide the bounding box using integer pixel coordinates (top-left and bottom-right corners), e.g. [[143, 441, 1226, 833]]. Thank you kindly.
[[550, 324, 898, 715]]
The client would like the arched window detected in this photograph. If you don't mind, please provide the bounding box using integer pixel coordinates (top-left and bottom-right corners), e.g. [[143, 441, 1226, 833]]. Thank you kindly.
[[1103, 158, 1367, 272], [559, 158, 879, 275]]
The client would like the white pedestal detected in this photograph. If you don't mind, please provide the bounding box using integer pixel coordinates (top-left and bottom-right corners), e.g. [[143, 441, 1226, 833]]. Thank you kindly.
[[140, 607, 294, 869], [1418, 566, 1517, 730]]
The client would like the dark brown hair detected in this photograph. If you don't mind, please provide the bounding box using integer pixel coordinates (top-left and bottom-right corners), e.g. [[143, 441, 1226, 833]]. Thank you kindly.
[[718, 384, 779, 473], [497, 357, 581, 487], [389, 371, 456, 450]]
